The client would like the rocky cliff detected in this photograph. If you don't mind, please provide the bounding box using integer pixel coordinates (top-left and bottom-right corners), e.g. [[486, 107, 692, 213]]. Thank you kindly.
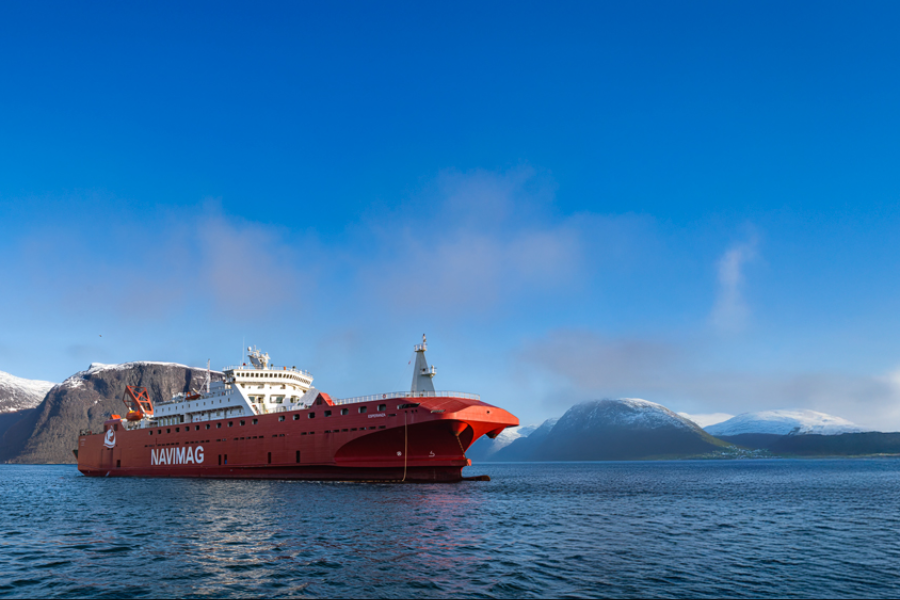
[[0, 362, 222, 464]]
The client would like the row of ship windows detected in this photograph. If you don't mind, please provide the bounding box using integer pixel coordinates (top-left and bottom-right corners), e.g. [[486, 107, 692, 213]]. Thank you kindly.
[[143, 424, 389, 447], [150, 402, 413, 434], [216, 451, 303, 466], [148, 416, 394, 436], [237, 372, 309, 381]]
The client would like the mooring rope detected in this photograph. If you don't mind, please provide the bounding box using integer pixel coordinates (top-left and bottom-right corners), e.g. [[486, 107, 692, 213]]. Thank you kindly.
[[402, 411, 408, 482]]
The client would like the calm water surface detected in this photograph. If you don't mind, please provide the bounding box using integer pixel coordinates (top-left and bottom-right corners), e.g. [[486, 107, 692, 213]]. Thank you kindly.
[[1, 460, 900, 598]]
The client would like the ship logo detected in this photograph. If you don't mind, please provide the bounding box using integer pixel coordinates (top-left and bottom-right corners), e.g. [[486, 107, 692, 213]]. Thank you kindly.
[[103, 429, 116, 449]]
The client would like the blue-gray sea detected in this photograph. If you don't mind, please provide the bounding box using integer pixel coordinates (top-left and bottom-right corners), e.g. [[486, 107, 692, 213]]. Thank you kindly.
[[2, 460, 900, 599]]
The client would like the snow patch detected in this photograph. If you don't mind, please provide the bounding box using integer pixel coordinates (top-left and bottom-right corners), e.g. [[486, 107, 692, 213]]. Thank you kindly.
[[560, 398, 700, 432], [705, 410, 869, 436], [62, 361, 221, 388], [0, 370, 56, 413]]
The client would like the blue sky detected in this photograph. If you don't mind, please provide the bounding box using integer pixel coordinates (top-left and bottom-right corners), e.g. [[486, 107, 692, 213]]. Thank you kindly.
[[3, 1, 900, 429]]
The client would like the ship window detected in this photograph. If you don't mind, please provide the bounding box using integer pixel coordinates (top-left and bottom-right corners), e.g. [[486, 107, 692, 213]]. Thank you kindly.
[[166, 428, 171, 433], [340, 408, 348, 416], [301, 432, 307, 435], [379, 426, 386, 429], [351, 428, 357, 431], [217, 423, 222, 429], [293, 414, 299, 420], [324, 410, 332, 417], [195, 425, 200, 431], [158, 430, 162, 434], [308, 412, 315, 419], [342, 429, 348, 432], [278, 416, 285, 422], [378, 404, 386, 411], [116, 460, 120, 468], [218, 454, 222, 465], [149, 431, 153, 436], [358, 406, 367, 414], [252, 419, 258, 425], [228, 422, 233, 427], [267, 452, 272, 464], [296, 450, 300, 463], [240, 420, 245, 426], [205, 424, 210, 430]]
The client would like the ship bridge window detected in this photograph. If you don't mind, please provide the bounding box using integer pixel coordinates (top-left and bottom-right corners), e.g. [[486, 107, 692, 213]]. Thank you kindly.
[[358, 406, 367, 414], [293, 414, 299, 420], [308, 412, 315, 419], [279, 416, 285, 422], [228, 422, 233, 427], [324, 410, 332, 417], [240, 420, 246, 426], [378, 404, 386, 412], [252, 419, 258, 425], [340, 408, 348, 416]]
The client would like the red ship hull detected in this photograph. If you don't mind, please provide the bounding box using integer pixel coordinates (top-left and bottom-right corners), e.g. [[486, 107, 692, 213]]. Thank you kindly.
[[77, 395, 517, 482]]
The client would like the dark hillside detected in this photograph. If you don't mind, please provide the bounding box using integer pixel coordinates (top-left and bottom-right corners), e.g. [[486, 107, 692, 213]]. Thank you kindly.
[[1, 362, 222, 464]]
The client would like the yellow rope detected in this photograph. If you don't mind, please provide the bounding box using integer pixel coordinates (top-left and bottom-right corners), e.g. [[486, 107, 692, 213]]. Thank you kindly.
[[402, 412, 408, 482]]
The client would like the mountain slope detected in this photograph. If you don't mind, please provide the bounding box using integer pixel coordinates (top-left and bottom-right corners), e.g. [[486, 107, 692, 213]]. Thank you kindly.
[[468, 421, 549, 461], [705, 410, 867, 437], [0, 370, 55, 413], [0, 362, 222, 464], [495, 399, 729, 461]]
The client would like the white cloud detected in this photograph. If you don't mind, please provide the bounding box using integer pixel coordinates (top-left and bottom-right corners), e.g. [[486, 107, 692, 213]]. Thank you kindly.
[[355, 167, 644, 313], [710, 236, 758, 333]]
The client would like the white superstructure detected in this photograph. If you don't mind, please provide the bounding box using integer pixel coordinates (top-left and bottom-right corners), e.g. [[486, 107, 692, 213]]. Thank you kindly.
[[151, 347, 319, 427], [140, 340, 478, 428]]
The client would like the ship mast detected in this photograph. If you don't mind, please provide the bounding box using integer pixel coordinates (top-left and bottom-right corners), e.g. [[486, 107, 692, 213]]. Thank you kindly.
[[411, 334, 436, 393]]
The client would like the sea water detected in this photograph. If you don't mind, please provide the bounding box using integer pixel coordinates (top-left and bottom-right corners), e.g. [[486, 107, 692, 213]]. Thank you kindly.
[[1, 460, 899, 598]]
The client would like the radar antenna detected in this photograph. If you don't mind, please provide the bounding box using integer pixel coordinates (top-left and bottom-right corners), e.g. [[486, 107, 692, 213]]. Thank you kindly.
[[247, 346, 270, 369]]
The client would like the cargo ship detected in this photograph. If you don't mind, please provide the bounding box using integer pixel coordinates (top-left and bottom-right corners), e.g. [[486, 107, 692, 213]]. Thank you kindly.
[[76, 337, 518, 482]]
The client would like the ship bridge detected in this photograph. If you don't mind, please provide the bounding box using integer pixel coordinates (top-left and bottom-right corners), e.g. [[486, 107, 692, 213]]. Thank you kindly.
[[147, 347, 320, 427]]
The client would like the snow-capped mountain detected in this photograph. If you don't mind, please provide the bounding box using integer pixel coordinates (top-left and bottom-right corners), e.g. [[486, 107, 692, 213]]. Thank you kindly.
[[558, 398, 700, 432], [61, 361, 221, 390], [0, 370, 55, 413], [493, 398, 729, 461], [2, 361, 222, 464], [705, 410, 868, 437]]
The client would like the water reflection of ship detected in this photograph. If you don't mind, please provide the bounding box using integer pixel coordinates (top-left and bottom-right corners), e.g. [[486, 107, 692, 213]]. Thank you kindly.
[[76, 336, 518, 482]]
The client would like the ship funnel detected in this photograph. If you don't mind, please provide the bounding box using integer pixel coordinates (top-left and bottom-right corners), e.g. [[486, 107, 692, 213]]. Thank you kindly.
[[411, 334, 436, 393]]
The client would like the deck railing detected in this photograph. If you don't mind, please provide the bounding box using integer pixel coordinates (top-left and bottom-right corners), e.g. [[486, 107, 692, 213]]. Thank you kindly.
[[222, 365, 313, 377], [333, 391, 480, 405]]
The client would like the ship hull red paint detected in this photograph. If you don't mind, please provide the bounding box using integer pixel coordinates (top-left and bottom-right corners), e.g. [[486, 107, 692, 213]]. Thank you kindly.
[[77, 396, 517, 483]]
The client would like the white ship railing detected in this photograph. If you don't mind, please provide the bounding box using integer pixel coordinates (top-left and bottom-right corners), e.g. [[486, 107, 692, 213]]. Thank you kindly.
[[223, 365, 313, 377], [333, 391, 480, 405]]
